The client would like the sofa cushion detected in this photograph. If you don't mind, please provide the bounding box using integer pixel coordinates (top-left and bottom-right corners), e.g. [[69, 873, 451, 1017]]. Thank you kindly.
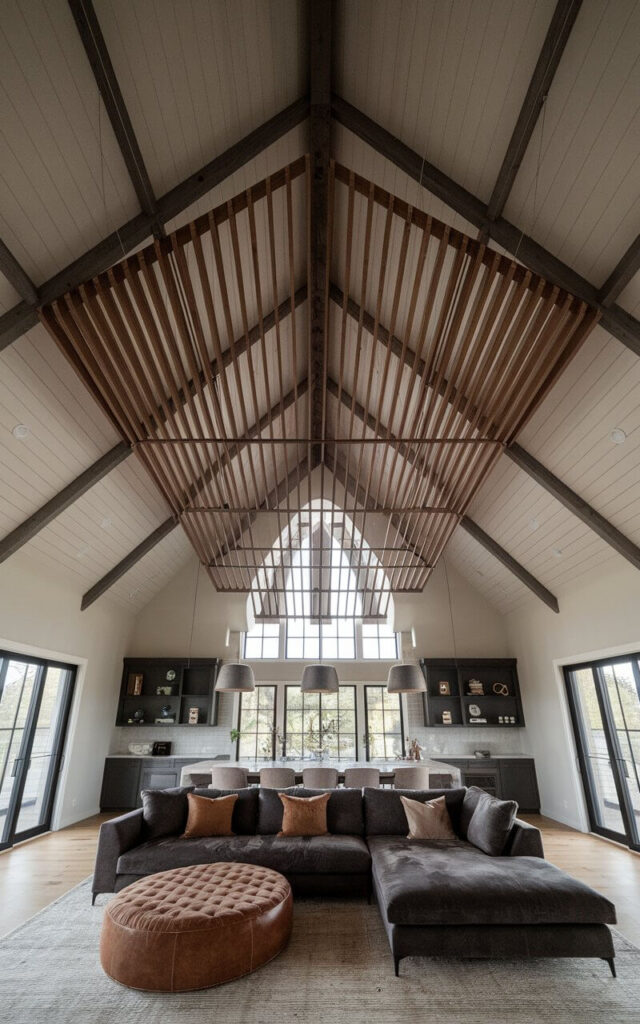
[[279, 792, 330, 836], [183, 793, 237, 838], [141, 787, 193, 840], [192, 787, 258, 835], [258, 787, 365, 836], [117, 833, 371, 876], [400, 795, 457, 840], [459, 785, 483, 839], [466, 789, 517, 855], [368, 836, 616, 927], [364, 787, 466, 837]]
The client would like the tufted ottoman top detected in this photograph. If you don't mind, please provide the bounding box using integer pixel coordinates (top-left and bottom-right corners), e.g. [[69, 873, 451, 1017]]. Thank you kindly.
[[106, 862, 291, 934]]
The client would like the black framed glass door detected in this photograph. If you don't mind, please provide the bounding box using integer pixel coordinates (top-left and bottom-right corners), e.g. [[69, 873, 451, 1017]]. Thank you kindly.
[[565, 653, 640, 851], [0, 651, 76, 850]]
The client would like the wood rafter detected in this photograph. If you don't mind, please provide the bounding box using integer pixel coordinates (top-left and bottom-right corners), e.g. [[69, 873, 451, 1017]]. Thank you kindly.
[[485, 0, 583, 225], [332, 94, 640, 357], [0, 96, 308, 351], [331, 286, 640, 575], [40, 159, 600, 614], [68, 0, 163, 237]]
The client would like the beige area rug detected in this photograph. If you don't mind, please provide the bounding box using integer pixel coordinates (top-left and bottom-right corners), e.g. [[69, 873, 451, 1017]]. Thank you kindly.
[[0, 879, 638, 1024]]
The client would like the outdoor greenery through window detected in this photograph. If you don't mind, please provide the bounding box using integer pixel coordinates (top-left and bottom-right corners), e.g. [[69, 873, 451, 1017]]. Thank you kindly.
[[365, 685, 404, 759], [284, 685, 357, 759], [236, 685, 276, 760]]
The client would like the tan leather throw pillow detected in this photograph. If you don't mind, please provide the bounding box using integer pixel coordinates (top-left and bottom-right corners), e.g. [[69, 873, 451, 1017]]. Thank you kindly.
[[182, 792, 238, 838], [400, 794, 457, 840], [278, 792, 331, 837]]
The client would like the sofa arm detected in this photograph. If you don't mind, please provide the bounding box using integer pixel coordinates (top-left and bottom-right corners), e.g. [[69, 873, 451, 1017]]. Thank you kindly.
[[503, 817, 544, 858], [92, 808, 144, 900]]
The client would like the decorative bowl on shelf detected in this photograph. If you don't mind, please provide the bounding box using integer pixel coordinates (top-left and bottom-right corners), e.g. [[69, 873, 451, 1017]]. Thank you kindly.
[[128, 742, 154, 756]]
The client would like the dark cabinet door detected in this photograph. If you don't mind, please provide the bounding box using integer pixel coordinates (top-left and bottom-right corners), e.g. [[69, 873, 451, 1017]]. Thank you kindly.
[[100, 759, 141, 810], [461, 764, 500, 797], [137, 761, 179, 805], [499, 760, 540, 811]]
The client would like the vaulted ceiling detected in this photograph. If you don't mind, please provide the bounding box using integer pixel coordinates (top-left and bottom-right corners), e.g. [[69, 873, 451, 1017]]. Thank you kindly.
[[0, 0, 639, 618]]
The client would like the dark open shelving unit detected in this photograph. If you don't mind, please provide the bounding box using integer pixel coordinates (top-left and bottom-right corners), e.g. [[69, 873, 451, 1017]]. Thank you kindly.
[[419, 658, 524, 728], [116, 657, 221, 727]]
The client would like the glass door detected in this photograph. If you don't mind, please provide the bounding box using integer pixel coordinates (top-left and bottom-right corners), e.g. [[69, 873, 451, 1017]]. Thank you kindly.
[[565, 654, 640, 851], [0, 652, 76, 850]]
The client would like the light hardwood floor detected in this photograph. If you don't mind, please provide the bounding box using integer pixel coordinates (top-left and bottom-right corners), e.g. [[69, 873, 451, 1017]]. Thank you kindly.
[[1, 812, 639, 943]]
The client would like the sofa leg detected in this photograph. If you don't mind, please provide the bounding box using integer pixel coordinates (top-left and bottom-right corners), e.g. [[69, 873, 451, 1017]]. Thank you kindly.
[[604, 957, 616, 978], [91, 892, 97, 906], [394, 956, 400, 977]]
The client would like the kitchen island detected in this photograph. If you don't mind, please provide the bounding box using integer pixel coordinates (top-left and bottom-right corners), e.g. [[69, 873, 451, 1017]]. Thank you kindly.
[[178, 758, 462, 787]]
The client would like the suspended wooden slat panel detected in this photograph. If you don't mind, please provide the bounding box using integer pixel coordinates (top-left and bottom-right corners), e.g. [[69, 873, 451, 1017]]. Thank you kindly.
[[40, 158, 600, 614]]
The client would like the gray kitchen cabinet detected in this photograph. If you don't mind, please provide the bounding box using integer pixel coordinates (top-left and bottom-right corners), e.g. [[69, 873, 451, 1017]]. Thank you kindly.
[[100, 758, 141, 810], [136, 760, 179, 805], [499, 759, 540, 812]]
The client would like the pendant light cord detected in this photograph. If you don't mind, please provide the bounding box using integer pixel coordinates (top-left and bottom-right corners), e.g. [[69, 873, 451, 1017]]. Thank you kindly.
[[442, 556, 458, 665], [187, 561, 200, 669]]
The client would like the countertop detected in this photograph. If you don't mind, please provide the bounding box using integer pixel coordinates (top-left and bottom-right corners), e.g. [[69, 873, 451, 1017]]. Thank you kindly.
[[106, 752, 534, 761]]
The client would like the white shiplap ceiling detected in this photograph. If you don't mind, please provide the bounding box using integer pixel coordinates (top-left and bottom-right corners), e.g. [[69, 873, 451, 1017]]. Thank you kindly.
[[0, 0, 639, 618]]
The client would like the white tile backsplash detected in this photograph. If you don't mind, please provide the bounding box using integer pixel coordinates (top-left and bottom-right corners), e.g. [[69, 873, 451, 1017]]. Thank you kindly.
[[110, 693, 236, 756], [405, 692, 528, 758]]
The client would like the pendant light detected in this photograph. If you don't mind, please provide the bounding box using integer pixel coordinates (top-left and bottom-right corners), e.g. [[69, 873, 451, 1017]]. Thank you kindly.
[[215, 662, 255, 693], [301, 664, 339, 693], [386, 662, 426, 694]]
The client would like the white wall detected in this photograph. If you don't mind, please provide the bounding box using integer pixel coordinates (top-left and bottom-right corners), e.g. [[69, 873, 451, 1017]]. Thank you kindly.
[[0, 551, 133, 828], [506, 561, 640, 830]]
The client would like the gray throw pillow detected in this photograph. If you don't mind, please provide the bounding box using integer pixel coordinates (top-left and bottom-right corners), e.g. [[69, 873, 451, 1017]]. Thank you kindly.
[[466, 789, 517, 856], [141, 786, 193, 840]]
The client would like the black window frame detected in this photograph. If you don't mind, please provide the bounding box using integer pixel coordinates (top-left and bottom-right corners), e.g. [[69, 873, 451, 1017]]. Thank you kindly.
[[235, 685, 277, 760], [283, 684, 358, 759], [364, 684, 405, 761]]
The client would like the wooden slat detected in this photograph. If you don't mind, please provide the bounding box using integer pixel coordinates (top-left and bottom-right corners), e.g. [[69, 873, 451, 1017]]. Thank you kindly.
[[331, 95, 640, 357]]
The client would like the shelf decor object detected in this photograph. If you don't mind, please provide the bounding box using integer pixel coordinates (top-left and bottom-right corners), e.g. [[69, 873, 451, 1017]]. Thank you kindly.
[[387, 662, 427, 694], [301, 664, 339, 694], [215, 663, 255, 693], [419, 657, 524, 728]]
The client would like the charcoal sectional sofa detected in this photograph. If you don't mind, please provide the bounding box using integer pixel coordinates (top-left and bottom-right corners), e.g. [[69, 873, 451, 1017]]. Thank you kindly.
[[92, 784, 617, 975]]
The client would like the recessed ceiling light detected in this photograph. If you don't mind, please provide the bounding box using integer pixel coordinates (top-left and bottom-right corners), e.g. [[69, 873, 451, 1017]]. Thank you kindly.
[[75, 545, 90, 559], [129, 588, 140, 599], [12, 424, 29, 440], [551, 547, 563, 558], [610, 428, 626, 445], [101, 517, 112, 529], [528, 517, 539, 531]]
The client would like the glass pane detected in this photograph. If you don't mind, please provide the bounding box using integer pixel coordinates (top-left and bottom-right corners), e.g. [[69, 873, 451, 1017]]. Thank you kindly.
[[603, 662, 640, 841], [15, 666, 69, 836], [571, 667, 625, 836]]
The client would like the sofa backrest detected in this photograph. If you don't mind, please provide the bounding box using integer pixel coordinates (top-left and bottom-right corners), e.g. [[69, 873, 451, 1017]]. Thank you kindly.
[[363, 787, 467, 837], [192, 786, 259, 834], [257, 786, 365, 836]]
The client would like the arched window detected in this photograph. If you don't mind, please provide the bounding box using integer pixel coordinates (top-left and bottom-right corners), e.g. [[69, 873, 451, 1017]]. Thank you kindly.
[[243, 501, 398, 661]]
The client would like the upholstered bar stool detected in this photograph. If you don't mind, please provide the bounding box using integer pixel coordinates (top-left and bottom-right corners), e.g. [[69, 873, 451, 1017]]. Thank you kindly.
[[209, 766, 249, 789], [392, 765, 433, 789], [343, 767, 380, 789], [259, 767, 297, 788], [302, 767, 339, 789]]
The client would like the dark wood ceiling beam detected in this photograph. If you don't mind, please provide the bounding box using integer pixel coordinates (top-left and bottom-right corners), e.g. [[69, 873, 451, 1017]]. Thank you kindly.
[[0, 239, 38, 306], [2, 295, 304, 565], [80, 516, 178, 610], [68, 0, 163, 237], [598, 233, 640, 308], [507, 443, 640, 571], [459, 517, 559, 613], [332, 285, 640, 575], [326, 378, 559, 612], [485, 0, 583, 223], [308, 0, 332, 464], [0, 440, 131, 565], [0, 96, 309, 351], [81, 383, 308, 608], [331, 94, 640, 357]]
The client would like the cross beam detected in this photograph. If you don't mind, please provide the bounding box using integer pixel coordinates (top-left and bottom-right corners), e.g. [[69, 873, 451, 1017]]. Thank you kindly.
[[0, 239, 38, 305], [331, 94, 640, 357]]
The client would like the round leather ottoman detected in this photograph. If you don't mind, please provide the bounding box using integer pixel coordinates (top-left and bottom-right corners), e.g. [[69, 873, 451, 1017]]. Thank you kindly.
[[100, 862, 293, 992]]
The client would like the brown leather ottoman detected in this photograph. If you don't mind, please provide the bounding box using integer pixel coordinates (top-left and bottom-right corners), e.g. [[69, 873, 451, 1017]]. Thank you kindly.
[[100, 862, 293, 992]]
